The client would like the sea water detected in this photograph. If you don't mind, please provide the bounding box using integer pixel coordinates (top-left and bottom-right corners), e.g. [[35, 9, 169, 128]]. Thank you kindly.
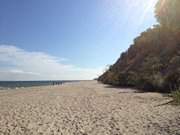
[[0, 81, 76, 90]]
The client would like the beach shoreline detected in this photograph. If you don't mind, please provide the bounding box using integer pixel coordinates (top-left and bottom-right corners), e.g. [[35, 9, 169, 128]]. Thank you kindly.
[[0, 81, 179, 135]]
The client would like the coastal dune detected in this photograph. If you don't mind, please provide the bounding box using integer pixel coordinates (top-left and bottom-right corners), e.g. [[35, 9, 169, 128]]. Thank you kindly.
[[0, 81, 179, 135]]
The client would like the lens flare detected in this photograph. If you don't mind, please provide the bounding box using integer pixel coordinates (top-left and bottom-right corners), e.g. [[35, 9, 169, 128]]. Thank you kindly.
[[104, 0, 158, 28]]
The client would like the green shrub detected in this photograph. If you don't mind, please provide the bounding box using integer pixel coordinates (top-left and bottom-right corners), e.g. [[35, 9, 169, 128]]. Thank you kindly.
[[171, 89, 180, 105]]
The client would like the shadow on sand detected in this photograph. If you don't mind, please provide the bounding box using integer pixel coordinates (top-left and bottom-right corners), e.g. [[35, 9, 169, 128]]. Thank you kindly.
[[102, 85, 143, 93], [103, 84, 175, 106]]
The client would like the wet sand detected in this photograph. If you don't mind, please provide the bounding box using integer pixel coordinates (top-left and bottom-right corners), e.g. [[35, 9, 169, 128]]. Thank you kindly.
[[0, 81, 179, 135]]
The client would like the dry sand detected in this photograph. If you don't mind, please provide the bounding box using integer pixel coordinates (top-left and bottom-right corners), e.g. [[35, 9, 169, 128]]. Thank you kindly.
[[0, 81, 179, 135]]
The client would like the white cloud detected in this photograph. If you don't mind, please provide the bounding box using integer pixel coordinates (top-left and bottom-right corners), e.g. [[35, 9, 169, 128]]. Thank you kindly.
[[0, 45, 103, 81]]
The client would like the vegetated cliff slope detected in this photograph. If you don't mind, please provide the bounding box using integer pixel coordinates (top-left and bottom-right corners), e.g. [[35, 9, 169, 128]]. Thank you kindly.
[[98, 0, 180, 92]]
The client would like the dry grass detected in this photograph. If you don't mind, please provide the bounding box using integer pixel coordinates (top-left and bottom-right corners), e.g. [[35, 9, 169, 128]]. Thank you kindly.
[[172, 89, 180, 105]]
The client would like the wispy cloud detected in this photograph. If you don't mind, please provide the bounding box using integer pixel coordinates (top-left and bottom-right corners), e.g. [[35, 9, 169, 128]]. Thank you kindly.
[[0, 45, 103, 81]]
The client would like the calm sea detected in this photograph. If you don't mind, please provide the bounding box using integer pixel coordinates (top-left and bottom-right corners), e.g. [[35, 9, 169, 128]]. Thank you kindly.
[[0, 81, 76, 90]]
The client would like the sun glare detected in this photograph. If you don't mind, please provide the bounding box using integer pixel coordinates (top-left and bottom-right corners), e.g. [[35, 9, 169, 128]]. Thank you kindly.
[[104, 0, 158, 28], [139, 0, 158, 24], [126, 0, 158, 24]]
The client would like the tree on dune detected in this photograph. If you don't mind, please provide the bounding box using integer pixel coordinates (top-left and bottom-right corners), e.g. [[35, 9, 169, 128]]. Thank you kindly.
[[155, 0, 180, 29], [98, 0, 180, 92]]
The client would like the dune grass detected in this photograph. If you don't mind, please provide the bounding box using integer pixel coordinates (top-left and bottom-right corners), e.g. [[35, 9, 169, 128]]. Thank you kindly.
[[171, 89, 180, 105]]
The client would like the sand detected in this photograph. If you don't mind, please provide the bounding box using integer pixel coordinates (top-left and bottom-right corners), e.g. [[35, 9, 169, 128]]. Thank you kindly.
[[0, 81, 179, 135]]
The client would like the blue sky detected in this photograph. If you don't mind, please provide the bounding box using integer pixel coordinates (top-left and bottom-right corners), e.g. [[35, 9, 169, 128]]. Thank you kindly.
[[0, 0, 157, 80]]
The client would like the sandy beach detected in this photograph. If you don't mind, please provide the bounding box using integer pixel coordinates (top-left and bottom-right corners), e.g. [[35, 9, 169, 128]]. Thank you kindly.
[[0, 81, 179, 135]]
